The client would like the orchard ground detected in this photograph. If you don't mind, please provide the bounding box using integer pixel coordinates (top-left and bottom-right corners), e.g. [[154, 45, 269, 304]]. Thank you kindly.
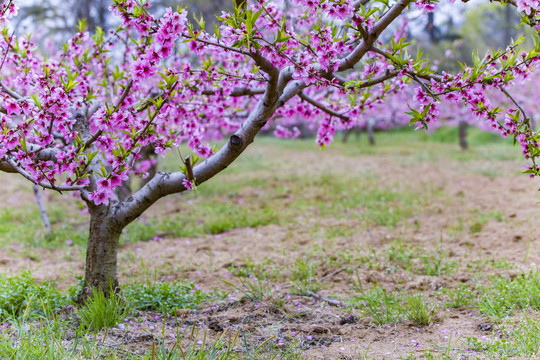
[[1, 128, 540, 359]]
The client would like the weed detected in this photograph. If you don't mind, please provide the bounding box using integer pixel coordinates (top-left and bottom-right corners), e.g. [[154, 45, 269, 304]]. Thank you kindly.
[[385, 241, 414, 272], [449, 210, 505, 237], [0, 316, 114, 359], [404, 294, 437, 326], [227, 257, 277, 280], [443, 284, 474, 309], [353, 285, 403, 324], [290, 258, 322, 295], [78, 286, 128, 331], [223, 276, 270, 302], [419, 250, 457, 276], [424, 333, 463, 359], [465, 313, 540, 358]]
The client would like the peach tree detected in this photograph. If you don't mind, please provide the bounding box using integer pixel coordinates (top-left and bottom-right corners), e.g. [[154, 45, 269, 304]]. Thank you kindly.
[[0, 0, 539, 299]]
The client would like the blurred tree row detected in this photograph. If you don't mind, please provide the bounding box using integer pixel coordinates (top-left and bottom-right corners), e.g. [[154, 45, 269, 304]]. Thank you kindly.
[[16, 0, 232, 36], [414, 4, 529, 71], [16, 0, 529, 70]]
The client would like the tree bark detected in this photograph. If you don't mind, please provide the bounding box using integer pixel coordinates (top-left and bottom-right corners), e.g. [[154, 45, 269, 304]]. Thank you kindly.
[[78, 207, 123, 302], [459, 119, 468, 150]]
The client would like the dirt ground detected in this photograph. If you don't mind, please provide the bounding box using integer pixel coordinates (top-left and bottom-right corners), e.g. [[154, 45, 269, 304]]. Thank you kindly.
[[1, 142, 540, 359]]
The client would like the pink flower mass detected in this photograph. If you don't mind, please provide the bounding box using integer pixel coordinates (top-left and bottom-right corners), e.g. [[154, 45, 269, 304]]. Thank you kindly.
[[0, 0, 539, 207]]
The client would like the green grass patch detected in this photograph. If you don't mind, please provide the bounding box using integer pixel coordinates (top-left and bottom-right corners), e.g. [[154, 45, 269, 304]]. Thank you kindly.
[[358, 240, 458, 276], [123, 280, 214, 314], [121, 172, 431, 242], [0, 272, 68, 321], [477, 272, 540, 322], [466, 313, 540, 359], [441, 283, 475, 309], [0, 206, 88, 249], [404, 294, 438, 326], [351, 284, 403, 324], [78, 287, 128, 331]]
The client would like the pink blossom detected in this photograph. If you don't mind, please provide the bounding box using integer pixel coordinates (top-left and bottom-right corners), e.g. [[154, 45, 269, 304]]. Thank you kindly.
[[182, 178, 195, 191]]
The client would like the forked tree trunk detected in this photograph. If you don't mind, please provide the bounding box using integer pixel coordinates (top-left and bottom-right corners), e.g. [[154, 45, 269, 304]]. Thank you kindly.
[[78, 207, 124, 302]]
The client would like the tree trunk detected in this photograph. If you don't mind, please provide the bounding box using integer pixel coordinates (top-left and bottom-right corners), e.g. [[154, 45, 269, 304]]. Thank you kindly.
[[459, 120, 468, 150], [78, 207, 124, 302], [342, 129, 351, 143], [367, 121, 375, 146], [33, 184, 51, 237]]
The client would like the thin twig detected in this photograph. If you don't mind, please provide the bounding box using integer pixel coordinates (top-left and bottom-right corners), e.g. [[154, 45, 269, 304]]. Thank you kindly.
[[186, 35, 251, 56], [0, 80, 21, 100], [304, 290, 347, 307], [202, 87, 266, 97], [80, 79, 133, 151], [500, 85, 532, 127], [299, 93, 349, 120], [0, 31, 14, 73], [318, 267, 348, 282], [7, 158, 85, 192]]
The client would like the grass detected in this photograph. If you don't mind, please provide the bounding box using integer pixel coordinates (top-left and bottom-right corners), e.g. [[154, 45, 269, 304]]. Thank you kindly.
[[441, 284, 474, 309], [476, 272, 540, 322], [0, 314, 307, 360], [352, 285, 403, 324], [222, 276, 270, 302], [356, 239, 458, 276], [351, 284, 438, 326], [404, 294, 437, 326], [0, 206, 87, 248], [0, 128, 519, 250], [78, 286, 129, 331], [0, 272, 68, 321], [448, 210, 505, 236], [122, 171, 429, 243], [290, 258, 322, 295], [465, 313, 540, 359], [0, 317, 112, 359], [124, 281, 216, 314]]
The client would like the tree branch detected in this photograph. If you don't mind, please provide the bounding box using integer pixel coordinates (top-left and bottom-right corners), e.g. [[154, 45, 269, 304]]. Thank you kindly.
[[299, 92, 349, 120], [0, 160, 16, 173], [0, 80, 22, 100], [117, 71, 285, 224], [501, 85, 532, 125], [189, 36, 251, 56], [79, 79, 133, 151], [338, 0, 412, 72], [202, 87, 266, 97], [5, 157, 86, 192]]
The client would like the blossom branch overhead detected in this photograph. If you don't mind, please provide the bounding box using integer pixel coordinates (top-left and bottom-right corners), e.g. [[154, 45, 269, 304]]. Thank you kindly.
[[0, 0, 538, 211]]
